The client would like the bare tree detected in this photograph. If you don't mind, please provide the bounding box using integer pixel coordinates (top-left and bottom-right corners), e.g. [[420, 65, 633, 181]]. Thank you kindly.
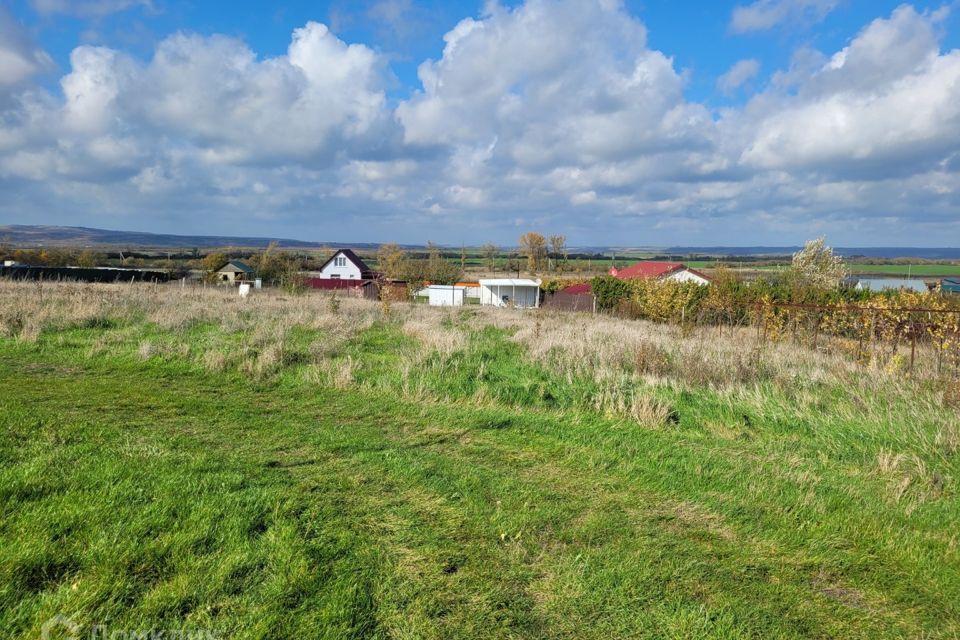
[[481, 243, 498, 272], [549, 235, 566, 272]]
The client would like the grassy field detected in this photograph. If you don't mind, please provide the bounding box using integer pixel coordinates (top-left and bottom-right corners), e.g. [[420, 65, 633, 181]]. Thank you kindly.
[[1, 282, 959, 638]]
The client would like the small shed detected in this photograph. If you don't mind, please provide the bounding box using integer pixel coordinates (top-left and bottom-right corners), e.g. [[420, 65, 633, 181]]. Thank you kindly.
[[455, 282, 481, 299], [425, 285, 466, 306], [478, 279, 541, 308], [543, 282, 594, 311], [217, 260, 255, 284]]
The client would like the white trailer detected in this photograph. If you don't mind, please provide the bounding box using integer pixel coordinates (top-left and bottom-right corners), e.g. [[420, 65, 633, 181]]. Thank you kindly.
[[478, 279, 541, 308]]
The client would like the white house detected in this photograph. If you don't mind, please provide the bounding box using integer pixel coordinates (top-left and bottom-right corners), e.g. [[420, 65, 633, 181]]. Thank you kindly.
[[609, 261, 710, 286], [665, 269, 711, 285], [315, 249, 374, 280], [479, 279, 541, 308], [425, 285, 466, 306]]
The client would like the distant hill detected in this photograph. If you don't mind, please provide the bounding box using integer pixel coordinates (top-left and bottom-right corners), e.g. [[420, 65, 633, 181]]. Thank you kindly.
[[1, 225, 957, 259], [0, 225, 377, 250]]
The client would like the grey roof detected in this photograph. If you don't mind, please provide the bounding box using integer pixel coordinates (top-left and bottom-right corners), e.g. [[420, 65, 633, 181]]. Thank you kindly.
[[855, 278, 928, 292], [219, 260, 255, 274]]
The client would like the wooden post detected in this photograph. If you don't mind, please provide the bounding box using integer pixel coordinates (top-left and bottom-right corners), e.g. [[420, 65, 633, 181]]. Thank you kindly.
[[910, 326, 917, 372], [857, 322, 864, 365], [813, 311, 820, 350]]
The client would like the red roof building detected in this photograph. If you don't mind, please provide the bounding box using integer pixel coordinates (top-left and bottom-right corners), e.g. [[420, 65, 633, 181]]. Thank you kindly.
[[560, 282, 593, 295], [609, 261, 684, 279], [609, 261, 711, 285]]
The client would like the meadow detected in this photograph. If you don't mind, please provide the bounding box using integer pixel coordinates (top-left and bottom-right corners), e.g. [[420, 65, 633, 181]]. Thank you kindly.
[[1, 281, 959, 638]]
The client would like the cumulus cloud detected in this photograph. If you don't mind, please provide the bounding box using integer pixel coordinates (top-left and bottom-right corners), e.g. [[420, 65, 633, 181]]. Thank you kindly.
[[131, 24, 390, 162], [730, 0, 839, 33], [0, 1, 958, 244], [739, 6, 960, 177], [717, 59, 760, 94], [0, 7, 53, 89], [395, 0, 718, 223]]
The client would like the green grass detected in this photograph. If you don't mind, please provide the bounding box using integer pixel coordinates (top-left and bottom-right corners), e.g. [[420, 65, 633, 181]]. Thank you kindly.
[[1, 308, 959, 638]]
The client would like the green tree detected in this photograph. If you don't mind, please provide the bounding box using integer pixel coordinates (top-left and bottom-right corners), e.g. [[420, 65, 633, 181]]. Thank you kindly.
[[202, 252, 229, 273], [414, 242, 462, 285], [377, 243, 408, 280], [76, 249, 102, 268]]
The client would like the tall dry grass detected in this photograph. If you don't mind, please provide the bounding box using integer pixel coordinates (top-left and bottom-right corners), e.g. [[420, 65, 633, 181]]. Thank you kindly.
[[0, 280, 955, 435]]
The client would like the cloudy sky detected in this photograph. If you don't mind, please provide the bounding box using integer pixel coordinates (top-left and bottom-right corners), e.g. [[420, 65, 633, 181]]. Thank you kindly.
[[1, 0, 958, 246]]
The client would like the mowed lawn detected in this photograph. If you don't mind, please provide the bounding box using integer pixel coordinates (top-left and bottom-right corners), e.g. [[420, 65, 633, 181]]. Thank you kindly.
[[1, 302, 959, 638]]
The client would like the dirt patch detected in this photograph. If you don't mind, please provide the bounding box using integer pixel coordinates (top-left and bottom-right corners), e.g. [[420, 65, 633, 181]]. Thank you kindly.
[[813, 572, 871, 611]]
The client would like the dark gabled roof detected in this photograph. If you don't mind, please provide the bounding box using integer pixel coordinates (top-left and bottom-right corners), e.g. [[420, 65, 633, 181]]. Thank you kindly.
[[219, 260, 255, 273], [317, 249, 372, 274]]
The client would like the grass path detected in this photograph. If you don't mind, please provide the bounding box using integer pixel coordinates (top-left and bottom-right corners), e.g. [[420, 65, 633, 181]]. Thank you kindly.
[[2, 339, 959, 639]]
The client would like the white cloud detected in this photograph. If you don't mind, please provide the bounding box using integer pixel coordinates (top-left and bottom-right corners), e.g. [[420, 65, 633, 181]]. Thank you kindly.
[[131, 24, 390, 161], [739, 6, 960, 176], [394, 0, 719, 224], [0, 2, 958, 245], [730, 0, 839, 33], [717, 59, 760, 94], [0, 7, 53, 89]]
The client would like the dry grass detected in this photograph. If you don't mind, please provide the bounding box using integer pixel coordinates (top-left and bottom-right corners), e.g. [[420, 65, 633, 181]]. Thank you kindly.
[[0, 280, 955, 429]]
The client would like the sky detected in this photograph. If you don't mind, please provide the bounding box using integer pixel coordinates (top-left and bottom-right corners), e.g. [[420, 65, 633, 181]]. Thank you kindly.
[[0, 0, 959, 247]]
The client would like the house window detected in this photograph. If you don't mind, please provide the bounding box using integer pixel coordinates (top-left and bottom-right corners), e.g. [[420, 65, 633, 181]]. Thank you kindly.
[[334, 256, 347, 267], [331, 274, 341, 279]]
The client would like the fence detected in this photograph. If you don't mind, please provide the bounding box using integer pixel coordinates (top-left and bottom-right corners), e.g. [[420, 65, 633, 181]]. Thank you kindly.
[[542, 290, 595, 312], [711, 301, 960, 377], [0, 265, 170, 283]]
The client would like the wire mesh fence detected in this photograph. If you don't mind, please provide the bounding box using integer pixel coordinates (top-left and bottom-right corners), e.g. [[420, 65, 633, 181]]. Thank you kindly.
[[725, 302, 960, 378]]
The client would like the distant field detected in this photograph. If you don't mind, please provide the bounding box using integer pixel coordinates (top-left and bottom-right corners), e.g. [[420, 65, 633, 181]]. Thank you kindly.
[[686, 260, 960, 277], [1, 283, 958, 638]]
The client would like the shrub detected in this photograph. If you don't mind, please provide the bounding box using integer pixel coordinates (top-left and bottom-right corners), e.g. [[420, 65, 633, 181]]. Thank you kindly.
[[591, 275, 630, 310]]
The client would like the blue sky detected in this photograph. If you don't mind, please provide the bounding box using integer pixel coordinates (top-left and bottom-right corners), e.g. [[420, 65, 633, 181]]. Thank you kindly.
[[1, 0, 959, 246]]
